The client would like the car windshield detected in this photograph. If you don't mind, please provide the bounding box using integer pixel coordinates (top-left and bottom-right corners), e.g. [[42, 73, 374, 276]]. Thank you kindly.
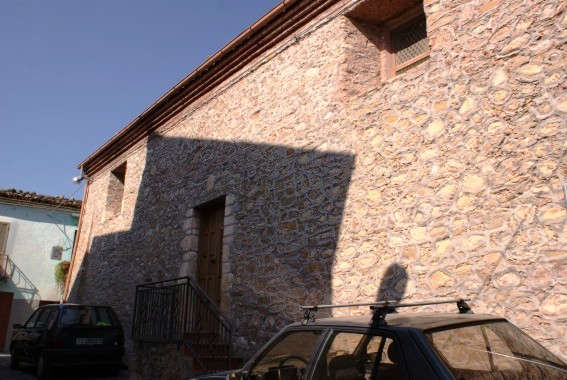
[[59, 306, 116, 327], [249, 330, 323, 380], [425, 320, 567, 379]]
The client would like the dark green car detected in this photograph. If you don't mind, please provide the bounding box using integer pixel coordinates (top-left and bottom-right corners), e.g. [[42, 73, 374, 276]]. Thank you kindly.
[[10, 304, 125, 379], [192, 299, 566, 380]]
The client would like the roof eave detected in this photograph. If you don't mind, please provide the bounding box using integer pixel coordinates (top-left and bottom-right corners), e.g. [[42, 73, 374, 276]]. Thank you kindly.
[[0, 197, 81, 212], [79, 0, 340, 177]]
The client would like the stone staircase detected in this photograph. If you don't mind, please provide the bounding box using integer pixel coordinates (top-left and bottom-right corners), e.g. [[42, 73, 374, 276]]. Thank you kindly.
[[182, 333, 244, 375], [132, 277, 239, 375]]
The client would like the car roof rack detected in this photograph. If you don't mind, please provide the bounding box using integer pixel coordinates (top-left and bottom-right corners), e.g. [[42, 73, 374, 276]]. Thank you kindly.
[[300, 298, 472, 327]]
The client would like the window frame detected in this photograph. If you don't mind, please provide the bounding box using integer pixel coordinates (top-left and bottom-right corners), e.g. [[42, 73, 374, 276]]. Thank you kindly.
[[312, 328, 408, 380], [36, 307, 57, 330], [59, 306, 118, 328], [380, 5, 429, 81], [106, 161, 127, 218], [247, 328, 328, 380], [0, 221, 10, 254], [24, 309, 43, 329]]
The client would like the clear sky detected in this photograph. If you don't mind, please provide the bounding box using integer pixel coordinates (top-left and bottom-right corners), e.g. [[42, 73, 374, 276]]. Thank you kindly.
[[0, 0, 281, 200]]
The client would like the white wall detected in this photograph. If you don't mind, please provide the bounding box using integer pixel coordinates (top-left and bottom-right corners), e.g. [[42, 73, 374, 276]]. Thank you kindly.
[[0, 201, 78, 351]]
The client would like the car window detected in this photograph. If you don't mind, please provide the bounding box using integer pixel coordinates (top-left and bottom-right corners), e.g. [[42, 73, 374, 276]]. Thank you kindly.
[[249, 330, 323, 380], [426, 321, 567, 379], [312, 332, 403, 380], [91, 307, 114, 326], [24, 309, 42, 328], [60, 306, 116, 327], [36, 307, 56, 329]]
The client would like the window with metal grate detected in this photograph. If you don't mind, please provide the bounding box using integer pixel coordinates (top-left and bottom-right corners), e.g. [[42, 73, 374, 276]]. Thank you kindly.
[[345, 0, 429, 81], [392, 14, 429, 74]]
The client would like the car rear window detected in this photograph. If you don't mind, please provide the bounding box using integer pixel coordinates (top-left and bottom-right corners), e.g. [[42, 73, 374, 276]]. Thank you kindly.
[[425, 321, 567, 379], [59, 306, 116, 327]]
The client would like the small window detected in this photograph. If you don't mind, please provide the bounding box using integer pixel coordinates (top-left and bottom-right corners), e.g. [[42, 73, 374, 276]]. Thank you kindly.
[[346, 0, 429, 81], [391, 14, 429, 75], [51, 246, 63, 260], [382, 9, 429, 80], [106, 162, 127, 218], [0, 222, 10, 253]]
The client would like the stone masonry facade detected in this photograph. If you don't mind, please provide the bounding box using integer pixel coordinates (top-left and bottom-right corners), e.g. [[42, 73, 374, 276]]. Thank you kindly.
[[67, 0, 567, 375]]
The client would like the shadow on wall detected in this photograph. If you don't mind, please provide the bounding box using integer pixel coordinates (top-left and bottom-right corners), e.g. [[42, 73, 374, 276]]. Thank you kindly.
[[67, 133, 355, 352], [4, 257, 41, 306], [376, 263, 408, 302], [1, 257, 40, 352]]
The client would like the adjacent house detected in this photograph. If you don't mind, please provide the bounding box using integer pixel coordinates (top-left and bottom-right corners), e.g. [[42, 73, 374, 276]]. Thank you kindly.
[[65, 0, 567, 376], [0, 189, 81, 352]]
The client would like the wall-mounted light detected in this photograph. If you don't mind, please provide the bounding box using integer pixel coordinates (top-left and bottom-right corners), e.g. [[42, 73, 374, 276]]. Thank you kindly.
[[72, 174, 89, 184]]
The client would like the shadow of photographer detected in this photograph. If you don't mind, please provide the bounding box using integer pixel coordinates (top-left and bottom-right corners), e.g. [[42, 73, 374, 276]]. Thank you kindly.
[[376, 263, 408, 303]]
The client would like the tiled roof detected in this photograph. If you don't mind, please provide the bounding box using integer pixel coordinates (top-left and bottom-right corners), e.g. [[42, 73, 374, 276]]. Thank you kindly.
[[0, 189, 82, 210]]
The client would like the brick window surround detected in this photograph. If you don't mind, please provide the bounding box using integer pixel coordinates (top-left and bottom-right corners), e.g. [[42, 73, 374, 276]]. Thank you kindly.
[[105, 161, 127, 218]]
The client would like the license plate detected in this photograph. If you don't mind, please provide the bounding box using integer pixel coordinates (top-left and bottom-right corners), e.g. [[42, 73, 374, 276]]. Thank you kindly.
[[76, 338, 103, 345]]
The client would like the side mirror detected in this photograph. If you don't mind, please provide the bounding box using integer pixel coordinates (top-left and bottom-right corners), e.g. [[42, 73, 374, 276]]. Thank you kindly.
[[13, 323, 22, 329]]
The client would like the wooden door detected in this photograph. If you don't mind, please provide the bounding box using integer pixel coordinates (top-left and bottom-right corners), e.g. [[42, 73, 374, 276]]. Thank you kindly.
[[197, 200, 225, 305], [0, 292, 13, 351]]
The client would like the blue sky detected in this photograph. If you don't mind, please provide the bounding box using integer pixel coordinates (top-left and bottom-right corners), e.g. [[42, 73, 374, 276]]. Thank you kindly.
[[0, 0, 280, 199]]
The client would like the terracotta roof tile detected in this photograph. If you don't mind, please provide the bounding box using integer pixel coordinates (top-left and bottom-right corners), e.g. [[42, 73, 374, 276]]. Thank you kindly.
[[0, 189, 82, 210]]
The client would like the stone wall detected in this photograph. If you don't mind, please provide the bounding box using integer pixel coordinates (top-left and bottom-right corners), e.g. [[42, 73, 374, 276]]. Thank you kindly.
[[67, 0, 567, 372], [131, 342, 191, 380]]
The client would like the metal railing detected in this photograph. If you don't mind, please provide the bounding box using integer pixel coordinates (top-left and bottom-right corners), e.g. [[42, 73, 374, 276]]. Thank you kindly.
[[132, 277, 233, 373]]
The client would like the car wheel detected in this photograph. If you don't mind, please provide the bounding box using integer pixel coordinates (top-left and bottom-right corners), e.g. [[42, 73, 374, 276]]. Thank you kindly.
[[9, 347, 19, 370], [37, 352, 51, 380]]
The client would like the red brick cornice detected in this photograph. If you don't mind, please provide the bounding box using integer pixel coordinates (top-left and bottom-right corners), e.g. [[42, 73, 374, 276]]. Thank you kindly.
[[80, 0, 341, 177]]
